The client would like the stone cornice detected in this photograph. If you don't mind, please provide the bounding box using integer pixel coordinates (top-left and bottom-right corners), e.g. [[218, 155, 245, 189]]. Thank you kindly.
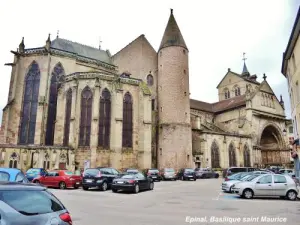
[[252, 109, 286, 120], [0, 144, 74, 150]]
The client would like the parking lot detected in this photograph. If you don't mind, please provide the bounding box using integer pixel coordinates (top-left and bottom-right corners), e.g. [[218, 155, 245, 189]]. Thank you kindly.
[[50, 179, 300, 225]]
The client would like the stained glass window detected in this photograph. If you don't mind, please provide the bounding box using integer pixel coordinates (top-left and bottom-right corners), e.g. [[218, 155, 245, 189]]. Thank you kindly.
[[211, 141, 220, 168], [228, 143, 236, 167], [45, 63, 65, 145], [98, 88, 111, 148], [19, 62, 41, 144], [79, 87, 93, 146], [122, 92, 133, 148], [63, 89, 72, 146]]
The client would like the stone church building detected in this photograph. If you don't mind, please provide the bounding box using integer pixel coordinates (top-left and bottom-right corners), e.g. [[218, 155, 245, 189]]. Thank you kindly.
[[0, 9, 292, 171]]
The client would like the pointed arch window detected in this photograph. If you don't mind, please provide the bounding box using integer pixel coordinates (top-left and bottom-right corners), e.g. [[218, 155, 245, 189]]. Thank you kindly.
[[122, 92, 133, 148], [228, 143, 236, 167], [79, 87, 93, 146], [45, 63, 65, 145], [224, 88, 230, 99], [147, 74, 153, 86], [211, 141, 220, 168], [9, 152, 18, 168], [243, 145, 251, 167], [19, 62, 41, 144], [43, 153, 50, 169], [98, 88, 111, 148], [234, 86, 241, 96], [63, 89, 72, 146]]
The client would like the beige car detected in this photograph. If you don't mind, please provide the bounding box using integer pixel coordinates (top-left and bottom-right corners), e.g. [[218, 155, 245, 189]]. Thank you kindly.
[[231, 174, 298, 200]]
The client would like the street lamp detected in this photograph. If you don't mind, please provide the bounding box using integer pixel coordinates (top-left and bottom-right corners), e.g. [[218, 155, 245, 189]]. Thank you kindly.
[[283, 129, 287, 136]]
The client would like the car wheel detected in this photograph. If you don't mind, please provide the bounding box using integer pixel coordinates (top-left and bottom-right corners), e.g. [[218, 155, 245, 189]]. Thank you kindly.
[[202, 175, 206, 179], [112, 188, 118, 193], [242, 189, 253, 199], [149, 182, 154, 190], [193, 178, 196, 181], [82, 186, 89, 191], [215, 174, 219, 178], [286, 190, 297, 201], [59, 182, 66, 190], [134, 184, 140, 193], [73, 185, 79, 189], [101, 182, 108, 191]]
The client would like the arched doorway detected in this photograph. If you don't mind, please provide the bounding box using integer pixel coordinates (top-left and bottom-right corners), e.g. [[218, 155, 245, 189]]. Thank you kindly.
[[260, 125, 288, 166], [211, 141, 220, 168], [243, 145, 251, 167], [228, 143, 236, 167]]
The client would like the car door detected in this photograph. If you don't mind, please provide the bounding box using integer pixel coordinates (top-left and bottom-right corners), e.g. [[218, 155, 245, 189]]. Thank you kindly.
[[103, 168, 115, 184], [273, 175, 288, 196], [53, 172, 61, 187], [135, 173, 148, 189], [254, 175, 274, 196]]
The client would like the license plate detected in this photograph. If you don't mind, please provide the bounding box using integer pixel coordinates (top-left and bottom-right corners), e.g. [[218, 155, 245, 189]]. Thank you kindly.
[[76, 182, 80, 185], [188, 176, 193, 177], [152, 176, 157, 178], [85, 179, 93, 183], [117, 181, 124, 184]]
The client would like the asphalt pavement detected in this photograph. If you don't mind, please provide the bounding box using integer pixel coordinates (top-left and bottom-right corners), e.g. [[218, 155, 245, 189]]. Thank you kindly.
[[50, 179, 300, 225]]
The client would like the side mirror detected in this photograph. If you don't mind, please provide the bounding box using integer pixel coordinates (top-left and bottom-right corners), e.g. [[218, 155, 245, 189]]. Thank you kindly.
[[256, 181, 260, 184]]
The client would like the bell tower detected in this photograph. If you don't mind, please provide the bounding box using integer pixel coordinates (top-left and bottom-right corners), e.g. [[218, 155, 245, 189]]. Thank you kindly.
[[157, 9, 193, 170]]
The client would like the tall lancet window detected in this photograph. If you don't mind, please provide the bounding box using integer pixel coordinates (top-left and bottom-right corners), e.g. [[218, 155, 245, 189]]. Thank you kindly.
[[45, 63, 65, 145], [19, 61, 41, 144], [79, 87, 93, 146], [63, 89, 72, 146], [122, 92, 133, 148], [98, 88, 111, 148]]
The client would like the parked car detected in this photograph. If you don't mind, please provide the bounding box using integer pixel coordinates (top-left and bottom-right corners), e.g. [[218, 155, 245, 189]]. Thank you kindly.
[[224, 172, 249, 181], [25, 168, 47, 182], [82, 167, 119, 191], [177, 168, 196, 181], [32, 170, 82, 189], [279, 169, 294, 176], [231, 174, 298, 200], [222, 167, 258, 178], [195, 168, 219, 179], [143, 168, 162, 181], [111, 172, 154, 193], [0, 182, 72, 224], [160, 168, 177, 181], [0, 168, 30, 183], [222, 174, 260, 193]]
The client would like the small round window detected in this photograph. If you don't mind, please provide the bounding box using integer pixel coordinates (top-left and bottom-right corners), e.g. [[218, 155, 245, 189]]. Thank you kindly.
[[147, 74, 153, 86]]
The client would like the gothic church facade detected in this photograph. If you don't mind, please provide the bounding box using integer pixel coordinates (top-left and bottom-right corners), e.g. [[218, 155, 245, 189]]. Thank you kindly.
[[0, 10, 292, 171]]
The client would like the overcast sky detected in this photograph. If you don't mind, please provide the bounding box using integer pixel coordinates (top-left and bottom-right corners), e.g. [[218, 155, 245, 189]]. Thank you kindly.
[[0, 0, 299, 122]]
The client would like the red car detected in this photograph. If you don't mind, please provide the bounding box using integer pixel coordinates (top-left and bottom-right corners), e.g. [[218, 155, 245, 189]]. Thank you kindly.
[[33, 170, 82, 189]]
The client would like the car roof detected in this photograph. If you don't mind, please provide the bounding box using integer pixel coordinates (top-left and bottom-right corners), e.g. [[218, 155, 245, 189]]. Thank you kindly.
[[0, 182, 46, 191], [0, 168, 22, 176]]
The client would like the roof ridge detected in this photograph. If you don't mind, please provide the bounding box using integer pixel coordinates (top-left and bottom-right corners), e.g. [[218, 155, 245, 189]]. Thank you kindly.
[[112, 34, 145, 57]]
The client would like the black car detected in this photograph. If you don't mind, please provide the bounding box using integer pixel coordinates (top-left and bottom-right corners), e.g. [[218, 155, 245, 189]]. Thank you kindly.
[[143, 168, 162, 181], [177, 168, 196, 181], [82, 167, 119, 191], [111, 172, 154, 193]]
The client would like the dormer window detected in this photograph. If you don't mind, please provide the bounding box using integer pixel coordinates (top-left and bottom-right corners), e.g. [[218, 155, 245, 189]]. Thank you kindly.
[[224, 88, 230, 99], [147, 74, 153, 86]]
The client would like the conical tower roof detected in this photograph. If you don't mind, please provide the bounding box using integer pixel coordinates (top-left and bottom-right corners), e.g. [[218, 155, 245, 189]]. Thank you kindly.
[[159, 9, 188, 51], [242, 62, 250, 75]]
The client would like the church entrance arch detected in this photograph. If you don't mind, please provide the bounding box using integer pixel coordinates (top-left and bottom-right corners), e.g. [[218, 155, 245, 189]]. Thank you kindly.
[[259, 125, 288, 166]]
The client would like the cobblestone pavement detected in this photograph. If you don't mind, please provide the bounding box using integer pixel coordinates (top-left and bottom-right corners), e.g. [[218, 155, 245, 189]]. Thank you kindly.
[[50, 179, 300, 225]]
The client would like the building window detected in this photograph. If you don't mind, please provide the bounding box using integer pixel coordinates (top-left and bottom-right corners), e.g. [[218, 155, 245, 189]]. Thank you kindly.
[[211, 141, 220, 168], [63, 88, 72, 146], [98, 88, 111, 148], [289, 126, 293, 134], [228, 143, 236, 167], [151, 99, 155, 111], [234, 86, 241, 96], [224, 88, 230, 99], [19, 61, 41, 144], [43, 153, 50, 169], [243, 145, 251, 167], [147, 74, 153, 86], [122, 92, 133, 148], [79, 87, 93, 146], [9, 152, 18, 168], [45, 63, 65, 145]]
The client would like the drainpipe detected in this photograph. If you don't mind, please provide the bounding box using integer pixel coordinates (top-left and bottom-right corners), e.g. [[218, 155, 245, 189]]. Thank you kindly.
[[40, 52, 52, 145]]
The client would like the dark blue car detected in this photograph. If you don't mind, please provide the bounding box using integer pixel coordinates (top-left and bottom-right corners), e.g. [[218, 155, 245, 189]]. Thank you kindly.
[[25, 168, 47, 182], [0, 168, 29, 183]]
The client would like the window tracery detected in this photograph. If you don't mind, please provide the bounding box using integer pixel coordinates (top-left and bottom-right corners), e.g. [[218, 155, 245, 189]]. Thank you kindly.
[[211, 141, 220, 168], [79, 87, 93, 146], [122, 92, 133, 148], [98, 88, 111, 148]]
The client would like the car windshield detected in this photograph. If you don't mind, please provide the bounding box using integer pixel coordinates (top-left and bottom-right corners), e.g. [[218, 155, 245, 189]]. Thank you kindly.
[[165, 168, 175, 172], [84, 169, 99, 176], [26, 169, 40, 174], [149, 169, 159, 173], [120, 174, 135, 179], [127, 170, 138, 173], [240, 175, 252, 181], [0, 190, 65, 215], [185, 169, 194, 172], [228, 172, 242, 179], [64, 171, 73, 175], [0, 172, 9, 181]]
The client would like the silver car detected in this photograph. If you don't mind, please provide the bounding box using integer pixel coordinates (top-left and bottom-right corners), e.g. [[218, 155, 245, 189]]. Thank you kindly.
[[222, 174, 260, 192], [0, 182, 72, 225], [232, 174, 298, 200]]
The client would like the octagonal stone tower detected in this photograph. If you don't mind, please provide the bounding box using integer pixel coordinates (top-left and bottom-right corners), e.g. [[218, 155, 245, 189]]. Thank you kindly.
[[157, 9, 193, 170]]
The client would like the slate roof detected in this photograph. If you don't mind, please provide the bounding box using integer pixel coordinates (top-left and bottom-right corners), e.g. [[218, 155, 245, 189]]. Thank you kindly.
[[159, 9, 188, 51], [190, 95, 246, 113], [51, 38, 112, 64]]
